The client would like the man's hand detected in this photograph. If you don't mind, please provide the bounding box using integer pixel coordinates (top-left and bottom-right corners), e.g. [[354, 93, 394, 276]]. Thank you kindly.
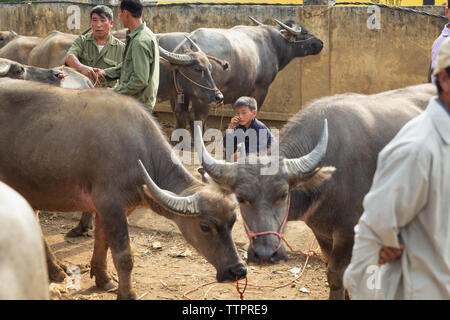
[[93, 68, 107, 79], [379, 245, 404, 265], [77, 65, 97, 81]]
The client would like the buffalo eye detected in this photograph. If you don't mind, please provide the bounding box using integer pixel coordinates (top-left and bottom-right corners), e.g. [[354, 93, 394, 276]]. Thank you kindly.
[[236, 196, 245, 204], [200, 224, 211, 233], [280, 192, 288, 201]]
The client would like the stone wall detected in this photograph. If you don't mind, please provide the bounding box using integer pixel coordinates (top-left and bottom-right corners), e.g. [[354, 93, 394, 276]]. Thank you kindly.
[[0, 2, 445, 122]]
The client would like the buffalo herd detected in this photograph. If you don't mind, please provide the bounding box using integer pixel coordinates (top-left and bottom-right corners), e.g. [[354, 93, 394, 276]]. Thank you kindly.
[[0, 16, 436, 300]]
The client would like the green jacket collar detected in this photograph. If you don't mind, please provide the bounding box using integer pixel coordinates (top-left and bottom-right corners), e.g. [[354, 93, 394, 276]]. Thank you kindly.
[[86, 32, 118, 46], [126, 22, 146, 41]]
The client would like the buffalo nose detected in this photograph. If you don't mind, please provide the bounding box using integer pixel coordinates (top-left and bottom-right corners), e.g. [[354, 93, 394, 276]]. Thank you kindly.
[[215, 90, 224, 103], [230, 263, 247, 280], [53, 70, 64, 79], [313, 39, 324, 53], [254, 247, 278, 264]]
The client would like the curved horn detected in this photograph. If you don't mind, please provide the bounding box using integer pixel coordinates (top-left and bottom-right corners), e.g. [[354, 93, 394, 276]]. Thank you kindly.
[[273, 19, 302, 36], [194, 124, 238, 187], [283, 118, 329, 178], [138, 160, 201, 216], [0, 60, 11, 76], [159, 45, 195, 66], [248, 16, 264, 26], [184, 35, 203, 53], [81, 26, 92, 36]]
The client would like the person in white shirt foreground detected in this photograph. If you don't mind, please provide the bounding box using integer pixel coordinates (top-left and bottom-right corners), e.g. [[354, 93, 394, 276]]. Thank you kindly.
[[343, 37, 450, 300]]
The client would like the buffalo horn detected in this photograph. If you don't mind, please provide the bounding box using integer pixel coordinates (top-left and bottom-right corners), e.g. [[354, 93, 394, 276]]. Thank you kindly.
[[194, 125, 238, 187], [248, 16, 264, 26], [273, 19, 302, 36], [0, 61, 11, 76], [184, 35, 203, 53], [283, 119, 329, 178], [159, 45, 195, 66], [138, 160, 201, 216]]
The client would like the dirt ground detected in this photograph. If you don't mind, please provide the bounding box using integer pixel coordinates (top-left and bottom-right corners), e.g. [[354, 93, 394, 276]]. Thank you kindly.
[[40, 116, 329, 301], [41, 209, 329, 301]]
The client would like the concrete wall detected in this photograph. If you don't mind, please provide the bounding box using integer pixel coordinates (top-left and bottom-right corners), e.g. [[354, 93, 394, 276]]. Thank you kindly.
[[0, 3, 445, 124]]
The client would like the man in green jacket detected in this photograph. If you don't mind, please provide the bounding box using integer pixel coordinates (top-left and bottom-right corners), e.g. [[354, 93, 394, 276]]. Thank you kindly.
[[65, 5, 125, 88], [97, 0, 160, 110]]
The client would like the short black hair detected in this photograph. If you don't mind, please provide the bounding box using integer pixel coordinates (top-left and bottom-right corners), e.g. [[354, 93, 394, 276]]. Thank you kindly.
[[233, 96, 258, 112], [90, 5, 114, 22], [435, 66, 450, 94], [120, 0, 143, 18]]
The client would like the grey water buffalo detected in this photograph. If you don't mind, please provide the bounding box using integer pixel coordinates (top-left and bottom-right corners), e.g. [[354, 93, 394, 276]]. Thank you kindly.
[[0, 30, 18, 49], [0, 181, 49, 300], [0, 57, 64, 85], [157, 39, 225, 109], [0, 79, 245, 299], [0, 58, 93, 89], [0, 35, 42, 64], [196, 83, 436, 299], [157, 18, 323, 130]]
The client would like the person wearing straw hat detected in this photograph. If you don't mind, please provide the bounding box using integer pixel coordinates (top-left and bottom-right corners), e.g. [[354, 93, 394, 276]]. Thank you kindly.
[[343, 37, 450, 299]]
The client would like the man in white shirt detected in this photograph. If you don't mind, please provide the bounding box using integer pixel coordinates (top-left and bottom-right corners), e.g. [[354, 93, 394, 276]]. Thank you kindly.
[[343, 37, 450, 299]]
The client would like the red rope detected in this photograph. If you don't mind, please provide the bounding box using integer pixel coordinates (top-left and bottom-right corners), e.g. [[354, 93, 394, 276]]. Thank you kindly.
[[236, 275, 248, 300], [183, 193, 320, 300], [182, 238, 318, 300]]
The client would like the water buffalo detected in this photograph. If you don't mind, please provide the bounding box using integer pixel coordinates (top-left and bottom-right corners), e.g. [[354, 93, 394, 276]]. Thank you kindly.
[[157, 18, 323, 130], [0, 58, 93, 89], [0, 79, 245, 299], [195, 83, 436, 299], [21, 30, 224, 108], [0, 57, 64, 85], [0, 35, 42, 64], [0, 181, 49, 300], [0, 30, 18, 49], [28, 31, 77, 68]]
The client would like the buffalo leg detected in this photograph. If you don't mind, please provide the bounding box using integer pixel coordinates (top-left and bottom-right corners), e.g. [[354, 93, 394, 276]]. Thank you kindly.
[[44, 240, 68, 283], [313, 232, 333, 264], [95, 202, 136, 300], [171, 95, 190, 130], [190, 103, 210, 134], [66, 212, 94, 237], [35, 210, 68, 282], [327, 234, 354, 300], [90, 213, 115, 291]]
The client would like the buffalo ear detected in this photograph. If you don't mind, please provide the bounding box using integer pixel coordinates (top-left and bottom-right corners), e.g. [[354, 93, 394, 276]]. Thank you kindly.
[[198, 167, 235, 194], [290, 166, 336, 192], [197, 167, 210, 183]]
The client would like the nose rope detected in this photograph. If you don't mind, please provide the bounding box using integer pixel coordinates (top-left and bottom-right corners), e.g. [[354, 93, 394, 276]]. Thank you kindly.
[[236, 275, 247, 300], [183, 193, 319, 300], [289, 36, 316, 43], [178, 69, 220, 92], [240, 193, 291, 254]]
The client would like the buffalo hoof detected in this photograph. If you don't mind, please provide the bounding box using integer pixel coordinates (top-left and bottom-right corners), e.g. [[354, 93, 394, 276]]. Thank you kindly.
[[117, 289, 137, 300], [48, 265, 68, 283], [66, 227, 93, 237], [100, 280, 117, 292], [328, 288, 345, 300]]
